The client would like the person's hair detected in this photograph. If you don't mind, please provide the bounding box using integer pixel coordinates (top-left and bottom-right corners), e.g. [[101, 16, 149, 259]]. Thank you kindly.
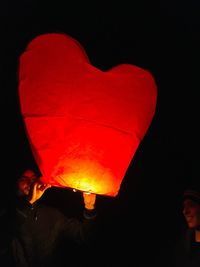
[[183, 188, 200, 204]]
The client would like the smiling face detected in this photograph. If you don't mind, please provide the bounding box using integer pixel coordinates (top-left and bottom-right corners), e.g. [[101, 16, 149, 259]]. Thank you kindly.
[[17, 169, 38, 197], [183, 199, 200, 229]]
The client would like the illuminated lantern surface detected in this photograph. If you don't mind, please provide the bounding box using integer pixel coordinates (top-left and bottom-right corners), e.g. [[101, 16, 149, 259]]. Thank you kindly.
[[18, 33, 157, 196]]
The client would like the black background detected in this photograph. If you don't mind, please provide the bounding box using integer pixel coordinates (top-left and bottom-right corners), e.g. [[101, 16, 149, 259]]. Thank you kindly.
[[0, 1, 200, 266]]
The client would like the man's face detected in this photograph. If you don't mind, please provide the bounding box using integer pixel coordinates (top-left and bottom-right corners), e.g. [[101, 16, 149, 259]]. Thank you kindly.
[[183, 199, 200, 229], [17, 169, 38, 197]]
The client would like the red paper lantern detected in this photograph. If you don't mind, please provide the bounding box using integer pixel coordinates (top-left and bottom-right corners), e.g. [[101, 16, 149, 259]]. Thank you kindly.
[[18, 33, 157, 197]]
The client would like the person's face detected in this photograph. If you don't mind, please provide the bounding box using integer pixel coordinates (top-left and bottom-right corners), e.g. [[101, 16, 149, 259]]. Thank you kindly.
[[183, 199, 200, 229], [17, 169, 38, 197]]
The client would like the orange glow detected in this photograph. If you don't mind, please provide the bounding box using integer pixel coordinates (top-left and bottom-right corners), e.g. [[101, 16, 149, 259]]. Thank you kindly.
[[18, 33, 157, 197]]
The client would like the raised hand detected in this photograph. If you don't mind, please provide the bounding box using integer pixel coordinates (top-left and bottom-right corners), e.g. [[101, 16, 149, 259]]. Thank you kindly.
[[83, 192, 96, 210], [29, 181, 51, 204]]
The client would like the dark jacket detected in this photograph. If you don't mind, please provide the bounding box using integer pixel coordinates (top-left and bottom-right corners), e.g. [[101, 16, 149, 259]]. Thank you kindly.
[[0, 197, 97, 267], [174, 228, 200, 267]]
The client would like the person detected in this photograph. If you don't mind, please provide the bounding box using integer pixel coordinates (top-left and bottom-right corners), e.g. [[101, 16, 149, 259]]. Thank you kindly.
[[0, 169, 97, 267], [173, 187, 200, 267]]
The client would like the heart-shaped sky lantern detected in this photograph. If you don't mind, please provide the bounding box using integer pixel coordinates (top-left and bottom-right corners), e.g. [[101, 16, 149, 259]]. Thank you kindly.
[[18, 33, 157, 197]]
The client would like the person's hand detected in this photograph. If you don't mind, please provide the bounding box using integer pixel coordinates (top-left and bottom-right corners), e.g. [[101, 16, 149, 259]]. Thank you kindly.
[[83, 192, 96, 210], [28, 181, 51, 204]]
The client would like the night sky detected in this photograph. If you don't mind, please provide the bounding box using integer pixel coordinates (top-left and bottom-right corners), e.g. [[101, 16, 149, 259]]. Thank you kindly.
[[0, 1, 200, 266]]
